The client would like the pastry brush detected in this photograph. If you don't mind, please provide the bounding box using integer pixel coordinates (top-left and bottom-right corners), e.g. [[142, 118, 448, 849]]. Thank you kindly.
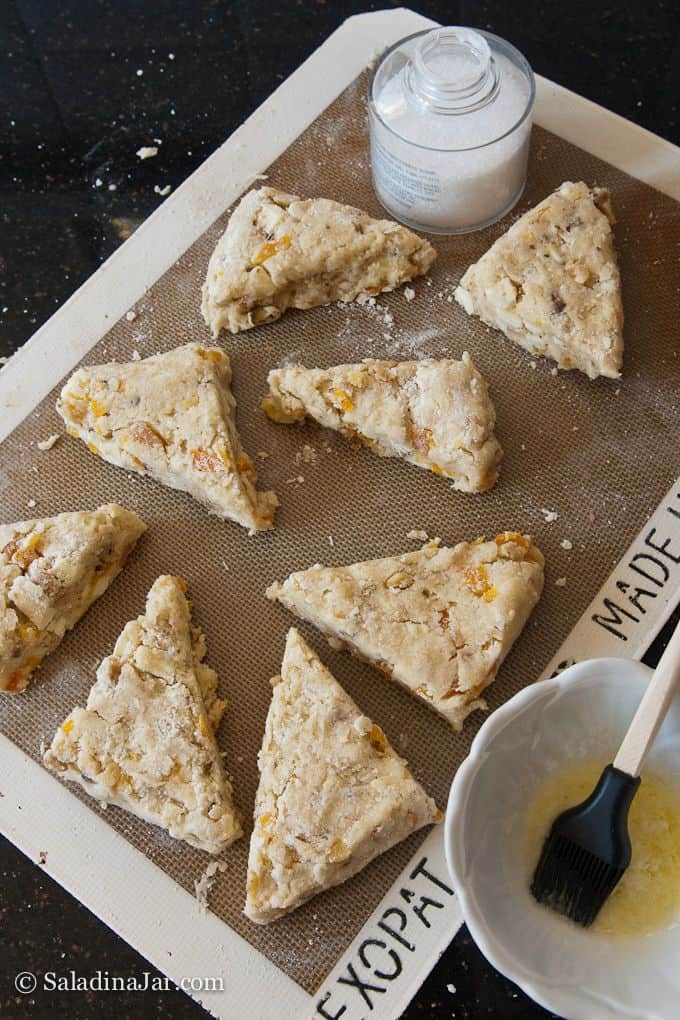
[[531, 620, 680, 926]]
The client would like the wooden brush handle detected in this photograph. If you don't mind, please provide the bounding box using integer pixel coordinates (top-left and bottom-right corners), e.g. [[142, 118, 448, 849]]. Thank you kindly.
[[614, 620, 680, 777]]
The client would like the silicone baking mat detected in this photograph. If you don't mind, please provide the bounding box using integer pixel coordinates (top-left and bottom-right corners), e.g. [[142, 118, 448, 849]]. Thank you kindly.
[[1, 68, 678, 993]]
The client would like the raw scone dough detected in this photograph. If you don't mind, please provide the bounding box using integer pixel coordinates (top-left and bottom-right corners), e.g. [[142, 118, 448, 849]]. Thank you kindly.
[[44, 576, 242, 854], [263, 353, 502, 492], [0, 504, 145, 693], [455, 181, 624, 379], [201, 187, 437, 335], [245, 628, 439, 923], [267, 534, 544, 730], [57, 344, 278, 534]]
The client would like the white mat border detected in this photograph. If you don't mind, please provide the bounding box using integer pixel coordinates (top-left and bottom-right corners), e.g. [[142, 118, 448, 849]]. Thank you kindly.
[[1, 8, 679, 1019]]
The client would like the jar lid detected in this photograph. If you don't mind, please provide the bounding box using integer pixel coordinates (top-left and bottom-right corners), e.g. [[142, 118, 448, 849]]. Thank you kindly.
[[370, 27, 535, 151]]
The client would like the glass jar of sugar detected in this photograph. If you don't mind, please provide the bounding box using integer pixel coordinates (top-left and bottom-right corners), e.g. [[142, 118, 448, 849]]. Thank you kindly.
[[369, 27, 535, 234]]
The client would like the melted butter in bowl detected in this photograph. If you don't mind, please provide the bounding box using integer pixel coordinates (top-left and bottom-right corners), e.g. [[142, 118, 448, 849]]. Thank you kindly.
[[446, 658, 680, 1018], [526, 758, 680, 938]]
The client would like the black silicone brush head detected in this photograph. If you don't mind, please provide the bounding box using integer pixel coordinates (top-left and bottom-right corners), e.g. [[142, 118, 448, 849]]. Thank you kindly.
[[530, 764, 641, 926]]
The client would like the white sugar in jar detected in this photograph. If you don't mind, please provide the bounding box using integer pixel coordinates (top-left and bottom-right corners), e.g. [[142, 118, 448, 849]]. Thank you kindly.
[[369, 27, 535, 234]]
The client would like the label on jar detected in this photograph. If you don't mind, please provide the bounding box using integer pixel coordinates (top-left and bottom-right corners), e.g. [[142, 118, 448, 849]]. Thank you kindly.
[[371, 138, 440, 211]]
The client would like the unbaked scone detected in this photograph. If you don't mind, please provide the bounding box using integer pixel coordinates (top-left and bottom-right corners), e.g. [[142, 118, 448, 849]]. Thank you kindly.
[[244, 628, 439, 923], [267, 534, 544, 730], [455, 181, 623, 379], [44, 576, 242, 854], [57, 344, 278, 534], [263, 353, 501, 492], [0, 504, 145, 693], [201, 187, 437, 335]]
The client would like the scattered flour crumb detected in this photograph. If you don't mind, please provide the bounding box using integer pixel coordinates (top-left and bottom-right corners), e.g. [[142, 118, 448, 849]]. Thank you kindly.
[[195, 861, 228, 913], [550, 367, 559, 376], [131, 350, 141, 361], [520, 443, 526, 451], [26, 499, 37, 509], [328, 535, 334, 547], [253, 173, 269, 181], [154, 184, 172, 197], [560, 539, 573, 550], [406, 529, 429, 542], [136, 145, 159, 160], [529, 361, 536, 369], [37, 434, 60, 451], [285, 476, 305, 485], [555, 577, 567, 587], [541, 508, 558, 523], [447, 984, 456, 995], [295, 444, 317, 466], [404, 286, 415, 302], [257, 451, 270, 460], [125, 310, 137, 322]]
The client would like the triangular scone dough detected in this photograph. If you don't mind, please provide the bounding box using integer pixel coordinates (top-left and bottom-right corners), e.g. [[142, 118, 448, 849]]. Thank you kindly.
[[0, 504, 145, 693], [57, 344, 278, 534], [267, 534, 544, 730], [263, 353, 502, 492], [201, 187, 437, 335], [245, 628, 439, 923], [44, 576, 242, 854], [455, 182, 623, 379]]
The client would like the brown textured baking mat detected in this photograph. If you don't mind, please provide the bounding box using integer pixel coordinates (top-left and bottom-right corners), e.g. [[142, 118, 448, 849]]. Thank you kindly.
[[1, 69, 679, 993]]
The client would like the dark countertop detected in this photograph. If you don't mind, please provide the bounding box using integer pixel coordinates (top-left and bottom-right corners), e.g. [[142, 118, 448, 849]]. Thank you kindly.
[[1, 2, 678, 1018]]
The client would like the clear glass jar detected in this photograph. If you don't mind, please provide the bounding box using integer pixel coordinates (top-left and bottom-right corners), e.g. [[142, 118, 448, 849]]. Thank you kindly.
[[369, 27, 535, 234]]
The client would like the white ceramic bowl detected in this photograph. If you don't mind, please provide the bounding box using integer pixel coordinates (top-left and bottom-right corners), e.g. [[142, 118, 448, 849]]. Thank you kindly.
[[445, 658, 680, 1020]]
